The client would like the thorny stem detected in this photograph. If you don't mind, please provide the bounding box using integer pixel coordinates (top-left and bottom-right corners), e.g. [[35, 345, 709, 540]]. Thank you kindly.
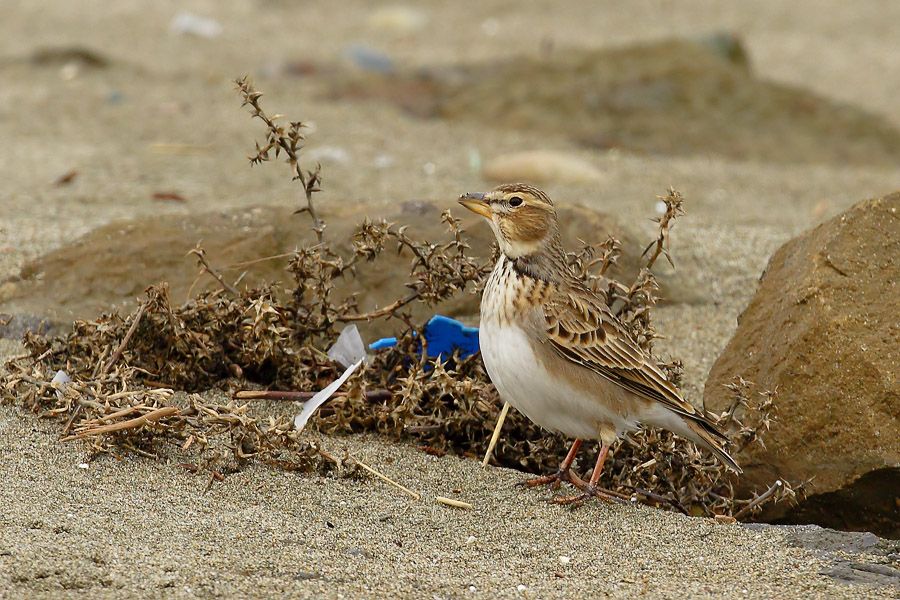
[[733, 480, 782, 520], [338, 292, 421, 322], [642, 187, 685, 270], [235, 76, 325, 243], [234, 389, 392, 402], [188, 245, 239, 296], [101, 302, 147, 376]]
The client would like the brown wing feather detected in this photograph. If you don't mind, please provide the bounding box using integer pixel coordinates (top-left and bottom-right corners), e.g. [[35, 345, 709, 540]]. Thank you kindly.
[[542, 283, 726, 437]]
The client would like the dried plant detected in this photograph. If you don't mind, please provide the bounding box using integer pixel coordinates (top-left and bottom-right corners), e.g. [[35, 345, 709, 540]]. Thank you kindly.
[[0, 78, 800, 520], [236, 76, 324, 241]]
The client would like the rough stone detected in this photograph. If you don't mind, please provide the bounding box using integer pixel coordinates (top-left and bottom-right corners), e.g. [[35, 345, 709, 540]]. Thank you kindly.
[[704, 193, 900, 536]]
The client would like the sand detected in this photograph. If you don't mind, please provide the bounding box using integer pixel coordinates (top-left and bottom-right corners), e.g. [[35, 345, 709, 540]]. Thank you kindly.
[[2, 1, 899, 597]]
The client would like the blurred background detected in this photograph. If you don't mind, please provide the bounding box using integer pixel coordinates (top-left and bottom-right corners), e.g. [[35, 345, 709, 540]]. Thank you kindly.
[[3, 1, 900, 263]]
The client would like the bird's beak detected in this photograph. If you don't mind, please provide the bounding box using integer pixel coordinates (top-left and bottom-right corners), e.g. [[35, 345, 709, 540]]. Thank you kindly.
[[458, 192, 492, 219]]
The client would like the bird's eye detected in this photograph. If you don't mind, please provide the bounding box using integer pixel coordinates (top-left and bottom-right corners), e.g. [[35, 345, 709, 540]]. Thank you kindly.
[[508, 196, 524, 207]]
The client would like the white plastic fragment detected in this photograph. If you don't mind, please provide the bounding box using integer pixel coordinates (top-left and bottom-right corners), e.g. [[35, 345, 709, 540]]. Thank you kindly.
[[327, 325, 367, 368], [559, 555, 571, 565], [78, 463, 89, 470], [170, 12, 223, 38], [51, 370, 70, 387], [51, 370, 70, 400], [294, 359, 363, 432]]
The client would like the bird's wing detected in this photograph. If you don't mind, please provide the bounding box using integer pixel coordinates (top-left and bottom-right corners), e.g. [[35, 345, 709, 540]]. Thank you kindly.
[[541, 283, 708, 425]]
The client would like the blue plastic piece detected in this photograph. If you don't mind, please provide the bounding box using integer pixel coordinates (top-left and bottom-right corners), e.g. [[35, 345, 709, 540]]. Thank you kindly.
[[422, 315, 480, 359], [368, 315, 480, 360], [369, 336, 398, 351]]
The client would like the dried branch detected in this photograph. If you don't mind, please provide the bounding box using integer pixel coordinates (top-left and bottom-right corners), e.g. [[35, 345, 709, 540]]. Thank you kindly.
[[642, 187, 685, 270], [101, 301, 147, 376], [188, 244, 239, 295], [235, 76, 325, 242], [62, 406, 179, 441]]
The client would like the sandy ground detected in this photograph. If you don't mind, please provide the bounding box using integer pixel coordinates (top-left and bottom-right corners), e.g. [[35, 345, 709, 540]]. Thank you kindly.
[[2, 1, 900, 597]]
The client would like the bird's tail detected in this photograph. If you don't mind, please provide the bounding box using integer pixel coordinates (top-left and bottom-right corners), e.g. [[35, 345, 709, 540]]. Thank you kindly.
[[683, 419, 743, 474]]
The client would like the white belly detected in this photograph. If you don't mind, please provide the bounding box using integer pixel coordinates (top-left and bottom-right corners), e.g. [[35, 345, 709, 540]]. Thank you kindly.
[[479, 320, 639, 440]]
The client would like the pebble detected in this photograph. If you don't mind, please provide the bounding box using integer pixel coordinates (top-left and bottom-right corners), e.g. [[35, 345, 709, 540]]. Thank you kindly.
[[482, 150, 604, 184], [346, 44, 395, 74], [367, 6, 428, 34]]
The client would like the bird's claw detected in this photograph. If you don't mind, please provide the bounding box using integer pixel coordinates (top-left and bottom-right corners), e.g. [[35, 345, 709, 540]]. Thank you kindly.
[[551, 485, 624, 506], [519, 469, 572, 490]]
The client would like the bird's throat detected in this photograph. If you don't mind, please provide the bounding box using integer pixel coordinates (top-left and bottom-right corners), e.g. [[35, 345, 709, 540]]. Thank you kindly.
[[510, 249, 566, 283]]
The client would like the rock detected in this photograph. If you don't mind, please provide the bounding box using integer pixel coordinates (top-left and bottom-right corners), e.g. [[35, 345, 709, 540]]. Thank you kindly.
[[327, 38, 900, 166], [704, 193, 900, 536], [481, 151, 604, 185], [744, 523, 900, 588], [1, 201, 673, 342], [367, 6, 427, 35], [344, 44, 395, 74]]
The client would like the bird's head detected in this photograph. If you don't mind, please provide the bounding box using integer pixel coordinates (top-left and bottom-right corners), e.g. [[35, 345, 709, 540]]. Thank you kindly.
[[458, 183, 560, 259]]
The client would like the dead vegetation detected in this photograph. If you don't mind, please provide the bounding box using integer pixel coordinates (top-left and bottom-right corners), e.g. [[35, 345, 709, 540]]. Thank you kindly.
[[0, 78, 802, 519]]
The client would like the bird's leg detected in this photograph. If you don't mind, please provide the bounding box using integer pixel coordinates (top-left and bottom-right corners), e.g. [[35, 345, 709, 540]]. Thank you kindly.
[[520, 439, 583, 490], [552, 442, 624, 505]]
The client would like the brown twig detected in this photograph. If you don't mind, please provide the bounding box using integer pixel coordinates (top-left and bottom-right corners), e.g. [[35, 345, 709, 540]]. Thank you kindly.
[[733, 480, 783, 520], [188, 244, 239, 295], [338, 292, 420, 322], [101, 302, 148, 376], [235, 76, 325, 242], [641, 187, 685, 270], [233, 389, 391, 402], [61, 406, 179, 441], [62, 303, 147, 437]]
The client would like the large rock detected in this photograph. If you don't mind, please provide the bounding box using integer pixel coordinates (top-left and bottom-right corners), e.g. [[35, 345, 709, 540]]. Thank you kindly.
[[1, 200, 676, 341], [327, 39, 900, 166], [704, 193, 900, 535]]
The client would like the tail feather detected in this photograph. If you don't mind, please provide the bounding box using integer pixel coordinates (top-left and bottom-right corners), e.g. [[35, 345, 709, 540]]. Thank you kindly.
[[684, 419, 743, 474]]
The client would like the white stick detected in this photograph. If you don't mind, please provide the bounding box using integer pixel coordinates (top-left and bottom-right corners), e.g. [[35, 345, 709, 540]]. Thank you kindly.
[[351, 456, 421, 501], [435, 496, 473, 510], [482, 401, 511, 467]]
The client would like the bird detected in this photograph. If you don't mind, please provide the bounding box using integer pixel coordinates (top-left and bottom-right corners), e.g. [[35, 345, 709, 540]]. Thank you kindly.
[[458, 183, 740, 502]]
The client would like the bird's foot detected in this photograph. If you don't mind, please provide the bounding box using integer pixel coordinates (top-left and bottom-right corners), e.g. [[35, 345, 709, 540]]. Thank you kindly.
[[551, 484, 628, 506], [519, 469, 574, 491]]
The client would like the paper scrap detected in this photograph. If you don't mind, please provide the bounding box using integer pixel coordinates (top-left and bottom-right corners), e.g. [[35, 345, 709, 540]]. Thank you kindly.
[[294, 359, 363, 432]]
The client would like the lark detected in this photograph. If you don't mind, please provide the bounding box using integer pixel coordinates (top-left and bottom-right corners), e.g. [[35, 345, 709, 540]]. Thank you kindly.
[[459, 183, 740, 502]]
